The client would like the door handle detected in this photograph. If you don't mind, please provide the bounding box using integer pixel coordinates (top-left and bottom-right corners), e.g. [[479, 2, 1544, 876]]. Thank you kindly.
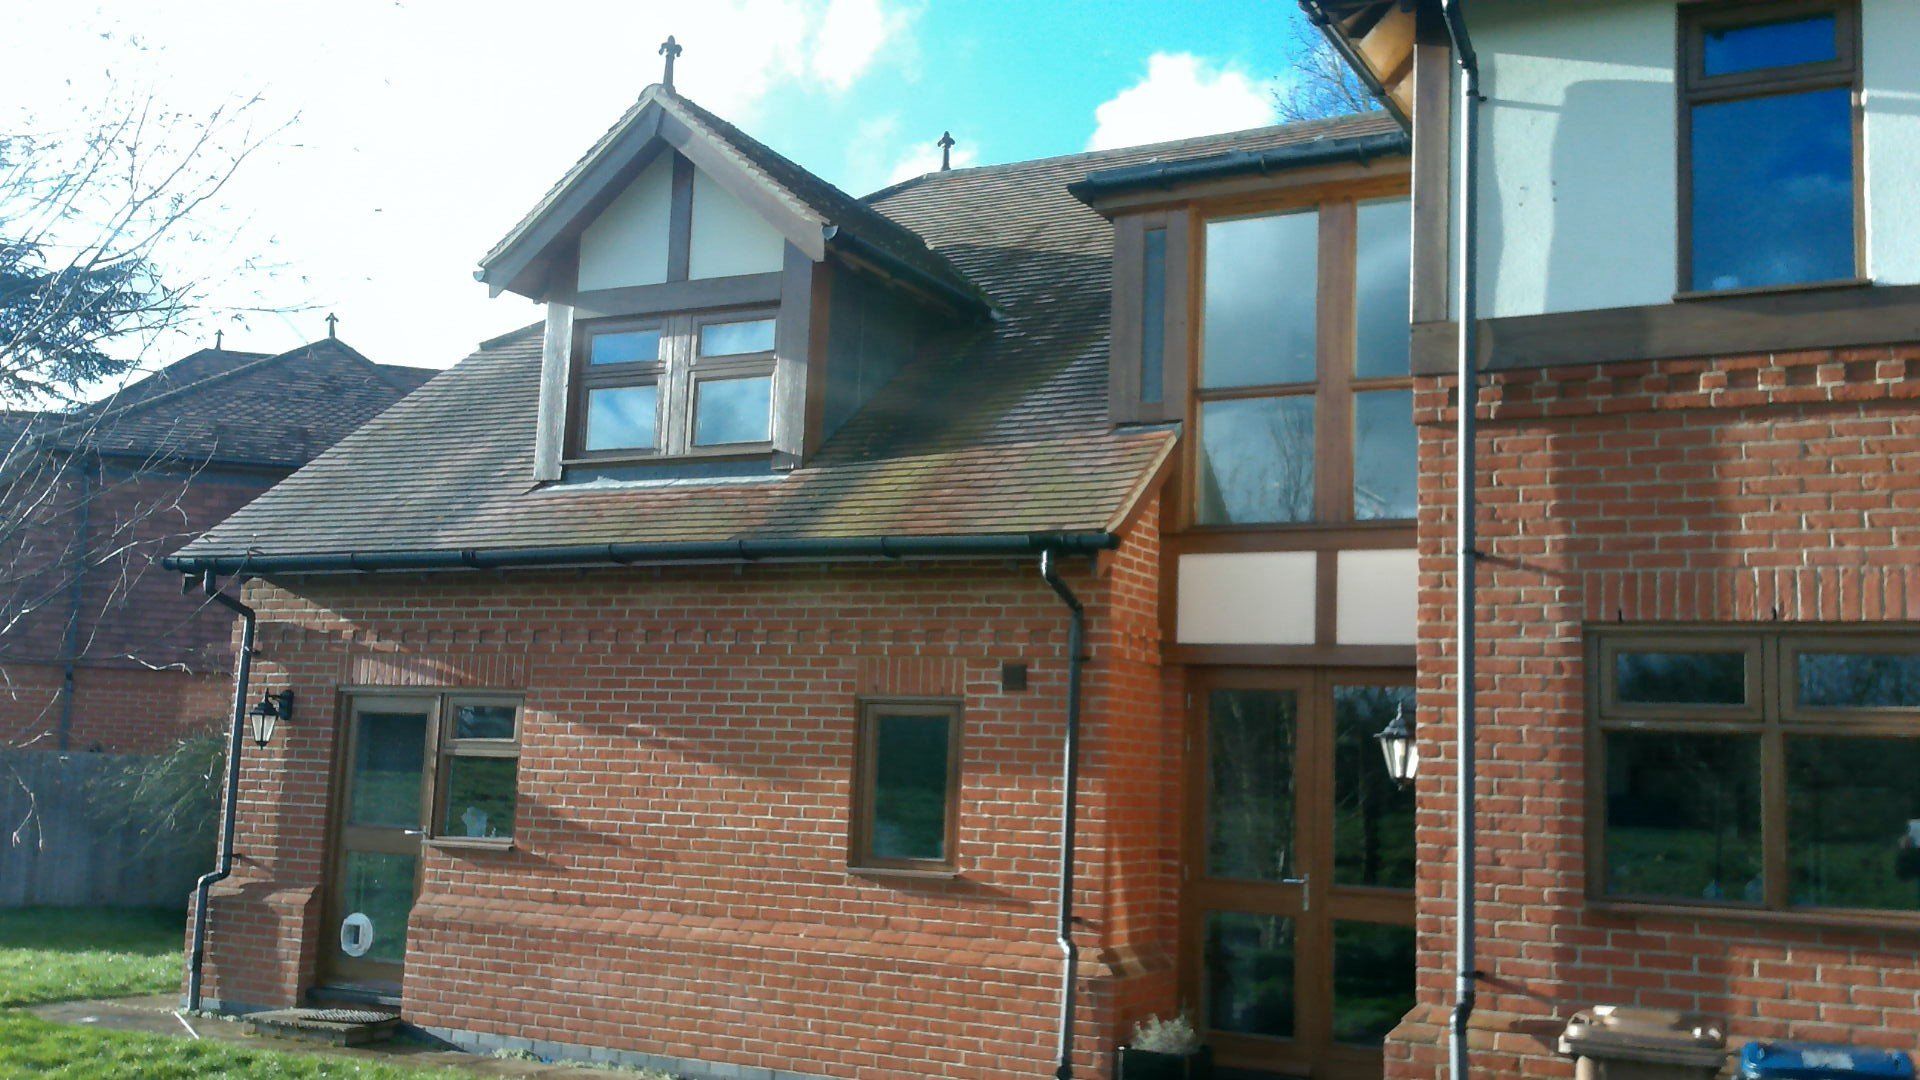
[[400, 829, 424, 837], [1282, 872, 1311, 912]]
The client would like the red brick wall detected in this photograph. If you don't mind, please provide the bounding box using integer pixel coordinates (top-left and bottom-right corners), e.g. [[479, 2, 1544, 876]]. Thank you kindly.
[[1390, 345, 1920, 1077], [0, 456, 273, 751], [199, 498, 1176, 1079]]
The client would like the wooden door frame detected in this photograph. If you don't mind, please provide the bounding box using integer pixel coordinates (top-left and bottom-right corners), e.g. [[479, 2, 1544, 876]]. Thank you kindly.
[[318, 692, 441, 992], [1180, 665, 1417, 1078]]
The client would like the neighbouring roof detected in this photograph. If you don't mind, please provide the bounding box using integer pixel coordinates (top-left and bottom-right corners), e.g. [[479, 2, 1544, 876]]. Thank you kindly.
[[480, 85, 990, 316], [46, 338, 434, 470], [176, 112, 1400, 571]]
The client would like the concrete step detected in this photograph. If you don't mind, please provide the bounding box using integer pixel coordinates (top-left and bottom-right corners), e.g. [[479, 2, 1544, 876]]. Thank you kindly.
[[244, 1006, 400, 1046]]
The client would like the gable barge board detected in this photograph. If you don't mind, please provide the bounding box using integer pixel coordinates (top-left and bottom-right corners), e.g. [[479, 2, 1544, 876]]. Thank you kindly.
[[1410, 281, 1920, 374]]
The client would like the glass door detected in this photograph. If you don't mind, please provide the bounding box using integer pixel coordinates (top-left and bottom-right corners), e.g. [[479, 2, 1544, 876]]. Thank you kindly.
[[322, 694, 436, 994], [1183, 669, 1417, 1078]]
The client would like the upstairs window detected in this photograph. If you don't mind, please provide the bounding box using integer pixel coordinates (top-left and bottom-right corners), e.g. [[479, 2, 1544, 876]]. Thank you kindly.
[[1193, 194, 1414, 527], [570, 309, 776, 459], [1681, 1, 1860, 293]]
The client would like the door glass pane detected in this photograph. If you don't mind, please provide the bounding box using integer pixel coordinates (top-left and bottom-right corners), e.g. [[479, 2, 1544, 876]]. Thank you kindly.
[[1333, 921, 1417, 1046], [1787, 736, 1920, 911], [1203, 210, 1318, 389], [1691, 88, 1853, 292], [350, 711, 427, 828], [1208, 689, 1297, 882], [1614, 649, 1746, 706], [339, 852, 416, 966], [584, 384, 658, 452], [1703, 15, 1837, 76], [1141, 227, 1167, 404], [1603, 731, 1763, 902], [1196, 395, 1315, 525], [440, 757, 518, 840], [1797, 651, 1920, 709], [871, 711, 952, 862], [1354, 389, 1416, 521], [699, 318, 776, 357], [1205, 911, 1295, 1039], [1333, 685, 1416, 889], [692, 374, 773, 446], [1356, 197, 1413, 379], [588, 327, 661, 366]]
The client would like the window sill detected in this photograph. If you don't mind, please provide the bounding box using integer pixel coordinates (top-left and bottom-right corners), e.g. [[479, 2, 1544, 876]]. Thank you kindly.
[[425, 837, 514, 852], [1673, 277, 1873, 302], [1588, 897, 1920, 935], [562, 445, 772, 468], [848, 864, 962, 881]]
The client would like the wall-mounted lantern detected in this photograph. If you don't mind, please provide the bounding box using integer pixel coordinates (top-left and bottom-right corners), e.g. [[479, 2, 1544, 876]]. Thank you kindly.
[[248, 690, 293, 748], [1375, 703, 1418, 789]]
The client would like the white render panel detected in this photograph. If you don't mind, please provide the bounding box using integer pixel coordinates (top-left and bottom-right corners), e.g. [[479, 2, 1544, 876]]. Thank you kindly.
[[1335, 549, 1419, 646], [1865, 0, 1920, 285], [689, 168, 787, 280], [576, 154, 673, 291], [1176, 552, 1316, 646]]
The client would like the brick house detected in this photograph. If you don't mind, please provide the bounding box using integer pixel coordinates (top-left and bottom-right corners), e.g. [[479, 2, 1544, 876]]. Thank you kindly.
[[1311, 0, 1920, 1076], [168, 72, 1426, 1078], [1, 338, 430, 752]]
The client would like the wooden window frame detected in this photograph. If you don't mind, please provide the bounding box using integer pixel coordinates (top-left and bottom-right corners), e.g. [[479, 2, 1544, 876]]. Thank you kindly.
[[1676, 0, 1865, 296], [567, 305, 779, 462], [848, 697, 964, 874], [1587, 626, 1920, 930], [1111, 209, 1191, 424], [426, 693, 522, 850], [1186, 182, 1415, 533]]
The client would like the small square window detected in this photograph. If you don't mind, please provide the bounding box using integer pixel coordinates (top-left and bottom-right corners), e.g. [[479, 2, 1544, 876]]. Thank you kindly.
[[584, 384, 658, 452], [1614, 649, 1747, 706], [589, 328, 662, 366], [1797, 650, 1920, 709], [692, 375, 772, 446], [699, 318, 776, 357], [1703, 14, 1837, 76], [454, 702, 517, 740], [434, 697, 521, 845], [852, 700, 961, 870]]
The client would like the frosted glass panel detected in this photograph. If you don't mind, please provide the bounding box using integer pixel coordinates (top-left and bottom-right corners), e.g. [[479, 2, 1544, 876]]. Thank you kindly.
[[577, 154, 673, 290], [689, 168, 786, 279]]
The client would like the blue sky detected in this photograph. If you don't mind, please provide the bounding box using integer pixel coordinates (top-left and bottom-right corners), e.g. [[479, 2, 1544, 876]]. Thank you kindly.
[[4, 1, 1320, 377]]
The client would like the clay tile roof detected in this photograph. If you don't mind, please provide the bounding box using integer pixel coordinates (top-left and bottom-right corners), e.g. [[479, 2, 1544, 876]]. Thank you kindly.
[[178, 112, 1401, 565], [50, 338, 434, 470]]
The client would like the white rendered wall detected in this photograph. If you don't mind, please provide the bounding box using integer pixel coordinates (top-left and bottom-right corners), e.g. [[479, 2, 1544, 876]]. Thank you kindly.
[[689, 168, 787, 280], [1335, 550, 1419, 646], [1177, 552, 1317, 645], [1459, 0, 1920, 319], [577, 154, 673, 291]]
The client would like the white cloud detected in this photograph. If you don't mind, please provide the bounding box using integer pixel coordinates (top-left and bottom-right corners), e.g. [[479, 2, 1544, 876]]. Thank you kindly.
[[810, 0, 907, 92], [1087, 52, 1278, 151]]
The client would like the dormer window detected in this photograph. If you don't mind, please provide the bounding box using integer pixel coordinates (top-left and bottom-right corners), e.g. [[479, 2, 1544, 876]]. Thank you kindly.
[[570, 308, 778, 458]]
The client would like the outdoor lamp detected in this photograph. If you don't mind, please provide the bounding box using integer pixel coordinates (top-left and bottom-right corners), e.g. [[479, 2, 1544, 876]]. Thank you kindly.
[[1375, 703, 1418, 788], [248, 690, 293, 747]]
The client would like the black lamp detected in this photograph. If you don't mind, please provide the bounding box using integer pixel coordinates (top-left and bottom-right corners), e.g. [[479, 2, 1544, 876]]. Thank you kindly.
[[248, 690, 293, 747], [1375, 703, 1418, 788]]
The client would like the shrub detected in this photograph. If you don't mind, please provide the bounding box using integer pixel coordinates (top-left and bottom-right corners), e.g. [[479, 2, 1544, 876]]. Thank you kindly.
[[1129, 1013, 1201, 1055]]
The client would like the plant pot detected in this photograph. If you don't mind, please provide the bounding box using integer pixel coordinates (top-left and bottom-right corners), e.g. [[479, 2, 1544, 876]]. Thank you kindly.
[[1114, 1044, 1213, 1080]]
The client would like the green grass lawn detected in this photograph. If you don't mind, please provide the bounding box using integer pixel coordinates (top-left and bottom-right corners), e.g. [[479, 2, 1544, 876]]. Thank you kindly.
[[0, 907, 460, 1079], [0, 907, 183, 1007]]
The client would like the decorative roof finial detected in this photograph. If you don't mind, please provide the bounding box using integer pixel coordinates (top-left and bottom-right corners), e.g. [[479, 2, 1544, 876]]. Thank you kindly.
[[659, 35, 683, 90], [325, 312, 339, 340], [214, 329, 224, 350], [938, 131, 956, 171]]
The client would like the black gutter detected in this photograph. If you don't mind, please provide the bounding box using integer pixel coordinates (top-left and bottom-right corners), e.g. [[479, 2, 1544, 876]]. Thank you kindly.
[[164, 531, 1119, 577], [1067, 131, 1410, 204], [186, 571, 255, 1014], [1299, 0, 1413, 129], [826, 228, 995, 321], [1040, 550, 1086, 1080]]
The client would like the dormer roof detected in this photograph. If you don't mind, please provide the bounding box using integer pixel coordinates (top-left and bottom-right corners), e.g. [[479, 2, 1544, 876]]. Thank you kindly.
[[478, 84, 991, 318]]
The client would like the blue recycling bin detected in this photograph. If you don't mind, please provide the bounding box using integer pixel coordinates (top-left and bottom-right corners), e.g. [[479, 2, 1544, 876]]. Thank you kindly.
[[1740, 1042, 1916, 1079]]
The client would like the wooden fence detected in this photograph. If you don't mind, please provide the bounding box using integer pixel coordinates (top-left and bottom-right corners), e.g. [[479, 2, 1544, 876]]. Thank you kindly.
[[0, 751, 205, 907]]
